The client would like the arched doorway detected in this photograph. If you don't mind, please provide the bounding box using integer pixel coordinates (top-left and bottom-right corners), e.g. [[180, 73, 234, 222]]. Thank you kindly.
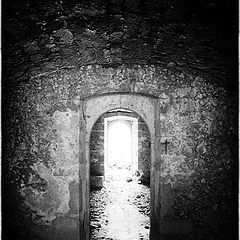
[[79, 94, 161, 240], [89, 108, 151, 239]]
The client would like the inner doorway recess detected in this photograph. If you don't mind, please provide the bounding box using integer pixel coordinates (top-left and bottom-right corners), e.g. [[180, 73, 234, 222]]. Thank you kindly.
[[89, 107, 151, 240], [104, 115, 138, 179]]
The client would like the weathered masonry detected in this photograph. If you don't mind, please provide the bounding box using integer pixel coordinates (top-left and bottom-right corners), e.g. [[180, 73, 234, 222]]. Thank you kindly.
[[2, 0, 238, 240], [2, 66, 238, 239], [82, 94, 158, 239]]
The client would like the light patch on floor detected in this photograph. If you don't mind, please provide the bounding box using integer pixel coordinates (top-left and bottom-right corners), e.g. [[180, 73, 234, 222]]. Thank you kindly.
[[90, 172, 150, 240]]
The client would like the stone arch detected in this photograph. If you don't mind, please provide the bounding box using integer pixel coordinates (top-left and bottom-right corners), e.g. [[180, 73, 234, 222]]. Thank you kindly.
[[84, 94, 156, 143], [79, 93, 161, 240]]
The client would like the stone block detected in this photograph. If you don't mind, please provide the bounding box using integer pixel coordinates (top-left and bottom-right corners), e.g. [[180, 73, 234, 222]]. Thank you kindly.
[[160, 218, 193, 235], [139, 122, 149, 132], [90, 176, 104, 190], [53, 29, 73, 45], [90, 162, 104, 176]]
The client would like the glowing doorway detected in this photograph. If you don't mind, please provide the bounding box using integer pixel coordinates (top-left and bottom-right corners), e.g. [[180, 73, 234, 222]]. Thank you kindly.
[[104, 116, 138, 179], [108, 121, 132, 172]]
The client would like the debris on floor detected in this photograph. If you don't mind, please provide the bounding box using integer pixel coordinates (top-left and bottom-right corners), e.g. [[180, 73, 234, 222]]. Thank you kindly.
[[90, 170, 150, 240]]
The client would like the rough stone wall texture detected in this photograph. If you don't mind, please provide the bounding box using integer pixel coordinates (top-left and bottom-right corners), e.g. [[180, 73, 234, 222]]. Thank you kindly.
[[3, 65, 237, 240], [3, 83, 81, 239], [90, 115, 105, 176], [158, 78, 238, 239], [89, 111, 151, 179], [2, 0, 238, 239], [2, 0, 237, 91], [138, 117, 151, 180]]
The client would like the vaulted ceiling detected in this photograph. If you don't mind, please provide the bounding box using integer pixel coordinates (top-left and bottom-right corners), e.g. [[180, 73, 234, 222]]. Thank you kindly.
[[2, 0, 238, 91]]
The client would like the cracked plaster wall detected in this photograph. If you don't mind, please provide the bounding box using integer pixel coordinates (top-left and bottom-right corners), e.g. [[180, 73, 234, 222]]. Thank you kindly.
[[3, 66, 237, 239]]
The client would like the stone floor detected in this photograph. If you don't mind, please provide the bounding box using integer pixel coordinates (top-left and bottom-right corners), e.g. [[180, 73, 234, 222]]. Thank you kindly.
[[90, 170, 150, 240]]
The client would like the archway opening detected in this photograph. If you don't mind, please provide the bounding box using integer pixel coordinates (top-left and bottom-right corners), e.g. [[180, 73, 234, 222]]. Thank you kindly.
[[89, 108, 151, 240]]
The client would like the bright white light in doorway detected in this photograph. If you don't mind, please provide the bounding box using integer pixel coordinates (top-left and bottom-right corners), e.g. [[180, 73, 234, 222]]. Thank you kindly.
[[108, 121, 132, 177]]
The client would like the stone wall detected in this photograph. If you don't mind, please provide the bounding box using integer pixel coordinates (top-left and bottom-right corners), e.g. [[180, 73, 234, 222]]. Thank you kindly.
[[3, 65, 237, 239], [2, 0, 238, 239], [138, 116, 151, 181], [3, 87, 81, 239], [90, 114, 104, 176], [157, 79, 238, 239]]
